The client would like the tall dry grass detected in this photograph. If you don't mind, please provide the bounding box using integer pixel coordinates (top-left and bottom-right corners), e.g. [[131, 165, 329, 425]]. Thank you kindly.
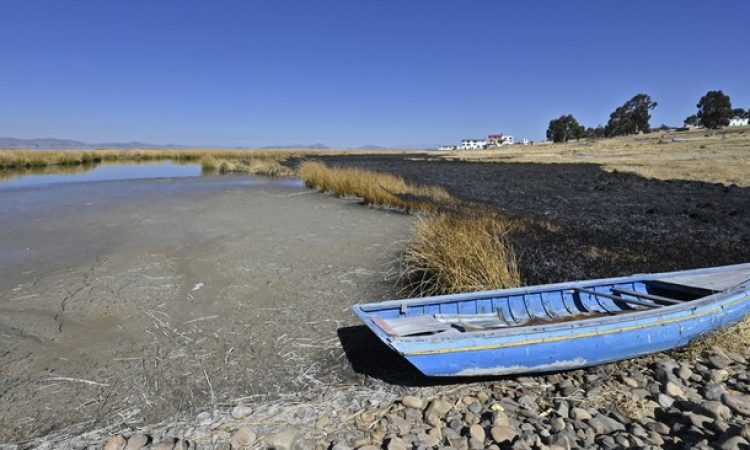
[[199, 156, 294, 177], [299, 160, 521, 295], [401, 213, 521, 296], [298, 161, 450, 211]]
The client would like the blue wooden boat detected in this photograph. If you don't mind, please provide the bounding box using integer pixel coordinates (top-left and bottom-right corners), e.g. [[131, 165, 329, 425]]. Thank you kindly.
[[352, 263, 750, 376]]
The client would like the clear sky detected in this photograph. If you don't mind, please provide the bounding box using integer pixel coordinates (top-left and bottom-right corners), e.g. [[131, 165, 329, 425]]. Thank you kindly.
[[1, 1, 748, 148]]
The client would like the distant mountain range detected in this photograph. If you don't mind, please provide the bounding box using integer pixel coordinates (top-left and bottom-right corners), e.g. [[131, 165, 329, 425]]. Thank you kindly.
[[0, 137, 420, 151], [0, 137, 186, 150]]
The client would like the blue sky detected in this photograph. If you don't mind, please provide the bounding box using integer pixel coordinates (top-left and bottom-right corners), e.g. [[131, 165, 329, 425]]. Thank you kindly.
[[1, 1, 748, 148]]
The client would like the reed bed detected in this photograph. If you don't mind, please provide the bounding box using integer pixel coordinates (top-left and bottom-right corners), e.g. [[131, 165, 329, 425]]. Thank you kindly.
[[199, 157, 294, 177], [401, 212, 521, 296], [298, 161, 450, 211], [299, 160, 522, 295]]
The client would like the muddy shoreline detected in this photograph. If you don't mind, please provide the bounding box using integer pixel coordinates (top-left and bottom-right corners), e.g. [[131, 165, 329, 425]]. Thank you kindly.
[[0, 175, 414, 442]]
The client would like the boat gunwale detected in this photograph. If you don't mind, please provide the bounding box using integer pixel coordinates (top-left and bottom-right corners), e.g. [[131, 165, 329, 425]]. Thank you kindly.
[[352, 264, 750, 350]]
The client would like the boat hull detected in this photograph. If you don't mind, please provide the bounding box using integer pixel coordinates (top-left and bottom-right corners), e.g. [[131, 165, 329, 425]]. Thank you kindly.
[[352, 264, 750, 377]]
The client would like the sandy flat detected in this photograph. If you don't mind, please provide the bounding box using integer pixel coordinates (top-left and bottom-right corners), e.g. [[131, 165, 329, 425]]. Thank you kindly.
[[0, 175, 413, 441]]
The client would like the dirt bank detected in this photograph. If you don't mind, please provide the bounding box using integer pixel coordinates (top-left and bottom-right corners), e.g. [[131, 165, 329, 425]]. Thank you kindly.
[[303, 154, 750, 284], [0, 175, 414, 443]]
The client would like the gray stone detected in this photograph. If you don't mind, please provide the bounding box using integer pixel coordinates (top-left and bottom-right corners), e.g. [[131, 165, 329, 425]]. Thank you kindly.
[[718, 436, 750, 450], [468, 437, 483, 450], [621, 376, 638, 388], [722, 392, 750, 416], [710, 369, 730, 383], [490, 425, 518, 444], [402, 395, 424, 410], [554, 401, 569, 419], [467, 402, 482, 415], [104, 435, 127, 450], [331, 443, 352, 450], [174, 440, 190, 450], [264, 428, 300, 450], [703, 401, 732, 421], [677, 363, 693, 381], [124, 434, 149, 450], [709, 354, 732, 370], [663, 381, 684, 397], [570, 408, 591, 421], [704, 383, 727, 401], [386, 437, 408, 450], [231, 405, 253, 419], [517, 395, 538, 410], [230, 427, 256, 449], [657, 393, 675, 408], [468, 424, 485, 442], [550, 418, 566, 433], [646, 421, 670, 435], [588, 415, 625, 434], [492, 411, 510, 427], [151, 440, 176, 450], [424, 399, 452, 426]]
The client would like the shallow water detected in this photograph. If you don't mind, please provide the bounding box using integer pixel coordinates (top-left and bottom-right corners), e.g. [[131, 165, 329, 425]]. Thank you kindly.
[[0, 161, 204, 190]]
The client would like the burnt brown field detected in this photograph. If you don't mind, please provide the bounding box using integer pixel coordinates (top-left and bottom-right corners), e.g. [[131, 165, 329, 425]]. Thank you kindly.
[[301, 153, 750, 285]]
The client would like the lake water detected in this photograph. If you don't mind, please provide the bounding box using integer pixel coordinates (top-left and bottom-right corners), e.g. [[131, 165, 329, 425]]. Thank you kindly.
[[0, 161, 204, 190]]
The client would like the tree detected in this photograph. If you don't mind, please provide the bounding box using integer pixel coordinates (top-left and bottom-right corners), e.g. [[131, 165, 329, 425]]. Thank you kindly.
[[584, 126, 606, 139], [546, 114, 585, 143], [605, 94, 658, 136], [684, 114, 701, 127], [696, 90, 733, 129]]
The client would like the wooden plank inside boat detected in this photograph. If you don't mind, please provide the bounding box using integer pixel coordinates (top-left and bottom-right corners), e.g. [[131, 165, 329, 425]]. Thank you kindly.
[[657, 267, 750, 292]]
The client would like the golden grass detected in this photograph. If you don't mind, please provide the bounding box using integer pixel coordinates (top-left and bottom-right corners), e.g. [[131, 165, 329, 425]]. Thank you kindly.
[[401, 213, 521, 296], [299, 160, 521, 295], [0, 148, 418, 170], [686, 315, 750, 356], [298, 161, 451, 211], [441, 126, 750, 186], [199, 156, 294, 177]]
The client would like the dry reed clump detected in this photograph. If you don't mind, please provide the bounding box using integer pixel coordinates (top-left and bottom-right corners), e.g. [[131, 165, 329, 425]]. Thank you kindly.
[[400, 213, 522, 296], [685, 314, 750, 356], [298, 161, 450, 211], [200, 157, 294, 177]]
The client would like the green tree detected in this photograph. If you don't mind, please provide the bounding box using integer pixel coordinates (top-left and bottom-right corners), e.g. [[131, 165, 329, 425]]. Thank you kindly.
[[605, 94, 658, 136], [584, 125, 606, 139], [732, 107, 747, 119], [697, 90, 733, 129], [546, 114, 585, 143], [684, 114, 700, 126]]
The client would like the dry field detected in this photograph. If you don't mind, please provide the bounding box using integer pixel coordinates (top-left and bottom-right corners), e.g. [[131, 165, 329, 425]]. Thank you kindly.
[[442, 126, 750, 186]]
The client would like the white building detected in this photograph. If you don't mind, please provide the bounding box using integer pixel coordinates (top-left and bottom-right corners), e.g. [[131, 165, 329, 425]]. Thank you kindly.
[[729, 117, 749, 127], [437, 145, 456, 151], [460, 139, 487, 150], [501, 135, 514, 145], [520, 138, 530, 145]]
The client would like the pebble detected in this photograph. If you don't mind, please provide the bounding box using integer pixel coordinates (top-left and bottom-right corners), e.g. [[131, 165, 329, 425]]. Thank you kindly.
[[722, 392, 750, 416], [490, 425, 518, 444], [264, 428, 300, 450], [570, 408, 591, 421], [424, 399, 452, 426], [468, 424, 485, 442], [402, 395, 424, 410], [230, 427, 256, 449], [104, 435, 127, 450], [663, 381, 684, 397], [124, 434, 149, 450], [231, 405, 253, 419]]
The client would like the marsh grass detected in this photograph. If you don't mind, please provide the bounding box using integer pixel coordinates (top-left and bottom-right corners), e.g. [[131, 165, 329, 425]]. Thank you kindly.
[[298, 161, 450, 211], [199, 156, 294, 177], [684, 315, 750, 356], [299, 160, 522, 295], [401, 212, 521, 296]]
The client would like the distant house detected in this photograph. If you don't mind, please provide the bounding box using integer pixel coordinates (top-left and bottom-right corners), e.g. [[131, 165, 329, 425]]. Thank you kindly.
[[519, 138, 530, 146], [437, 145, 456, 151], [460, 139, 487, 150], [487, 134, 514, 148], [729, 117, 749, 127]]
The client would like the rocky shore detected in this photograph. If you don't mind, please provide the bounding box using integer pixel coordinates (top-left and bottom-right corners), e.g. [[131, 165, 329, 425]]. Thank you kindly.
[[17, 343, 750, 450]]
